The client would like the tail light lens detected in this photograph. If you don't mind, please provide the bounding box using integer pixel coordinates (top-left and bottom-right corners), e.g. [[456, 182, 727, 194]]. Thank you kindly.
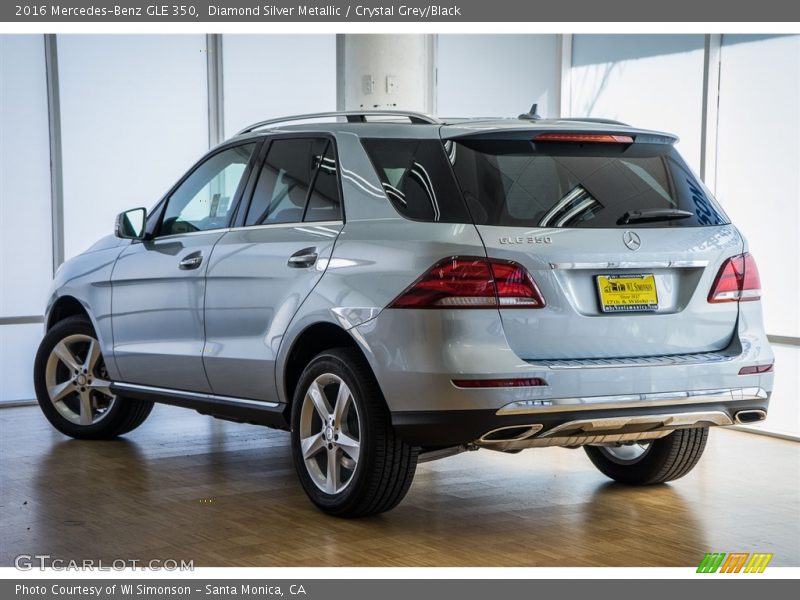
[[708, 253, 762, 303], [389, 256, 545, 309]]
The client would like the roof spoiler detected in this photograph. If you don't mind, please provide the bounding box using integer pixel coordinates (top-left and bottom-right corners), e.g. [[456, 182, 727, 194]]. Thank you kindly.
[[446, 126, 679, 146]]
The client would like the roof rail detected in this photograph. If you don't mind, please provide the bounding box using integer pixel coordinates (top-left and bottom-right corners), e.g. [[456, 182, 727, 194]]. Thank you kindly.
[[559, 117, 631, 126], [236, 110, 440, 136]]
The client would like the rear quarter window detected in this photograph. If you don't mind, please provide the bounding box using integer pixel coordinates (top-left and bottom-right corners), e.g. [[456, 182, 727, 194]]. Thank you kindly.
[[361, 138, 471, 223]]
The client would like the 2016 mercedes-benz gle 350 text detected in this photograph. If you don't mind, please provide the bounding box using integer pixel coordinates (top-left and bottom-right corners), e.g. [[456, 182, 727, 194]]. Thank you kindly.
[[34, 110, 774, 517]]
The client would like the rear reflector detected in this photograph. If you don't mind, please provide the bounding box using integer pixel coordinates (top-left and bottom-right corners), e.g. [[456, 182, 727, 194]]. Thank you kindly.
[[738, 364, 774, 375], [534, 133, 634, 144], [708, 253, 762, 303], [452, 378, 547, 388], [389, 256, 545, 309]]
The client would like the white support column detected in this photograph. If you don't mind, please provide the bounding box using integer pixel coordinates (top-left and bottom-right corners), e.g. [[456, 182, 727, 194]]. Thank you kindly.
[[700, 34, 722, 191], [206, 34, 224, 147], [556, 34, 573, 118], [44, 34, 64, 274], [337, 34, 435, 114]]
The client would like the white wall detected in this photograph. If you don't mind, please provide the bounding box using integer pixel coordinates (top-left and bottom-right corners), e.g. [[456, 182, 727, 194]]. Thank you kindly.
[[714, 35, 800, 437], [0, 35, 52, 403], [570, 34, 705, 172], [57, 35, 209, 260], [437, 34, 558, 119], [222, 35, 337, 137], [0, 35, 52, 317], [0, 324, 43, 402], [715, 35, 800, 339]]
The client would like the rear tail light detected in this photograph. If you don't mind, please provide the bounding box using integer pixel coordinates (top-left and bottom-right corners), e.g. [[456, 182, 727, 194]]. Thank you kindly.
[[534, 133, 634, 144], [389, 256, 545, 309], [708, 253, 761, 303]]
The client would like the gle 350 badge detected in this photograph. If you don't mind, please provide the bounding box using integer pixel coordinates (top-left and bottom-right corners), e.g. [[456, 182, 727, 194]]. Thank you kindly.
[[499, 235, 553, 245]]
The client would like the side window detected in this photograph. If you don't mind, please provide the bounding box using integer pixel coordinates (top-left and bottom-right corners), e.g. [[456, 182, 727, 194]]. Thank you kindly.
[[361, 138, 471, 223], [245, 138, 342, 226], [305, 142, 342, 222], [159, 143, 256, 237]]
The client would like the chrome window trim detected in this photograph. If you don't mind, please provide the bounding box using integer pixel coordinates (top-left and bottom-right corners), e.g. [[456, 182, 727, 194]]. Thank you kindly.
[[227, 220, 344, 233], [145, 221, 345, 241], [148, 228, 231, 242]]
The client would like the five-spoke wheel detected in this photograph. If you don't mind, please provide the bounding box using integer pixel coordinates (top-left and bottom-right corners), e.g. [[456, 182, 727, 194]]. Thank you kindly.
[[45, 333, 116, 426], [34, 316, 154, 439], [291, 348, 418, 517], [299, 373, 361, 495]]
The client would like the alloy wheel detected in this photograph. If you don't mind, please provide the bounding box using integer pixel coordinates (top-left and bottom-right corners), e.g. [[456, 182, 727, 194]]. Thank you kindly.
[[598, 442, 652, 465], [298, 373, 361, 495], [44, 333, 116, 426]]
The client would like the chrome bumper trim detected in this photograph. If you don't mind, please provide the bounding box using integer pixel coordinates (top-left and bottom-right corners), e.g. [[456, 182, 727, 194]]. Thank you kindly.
[[540, 410, 733, 438], [548, 260, 708, 270], [477, 411, 733, 452], [495, 387, 768, 416], [526, 351, 735, 370], [479, 430, 673, 451]]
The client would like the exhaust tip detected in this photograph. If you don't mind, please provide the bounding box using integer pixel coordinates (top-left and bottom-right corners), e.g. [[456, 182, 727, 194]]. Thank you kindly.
[[735, 409, 767, 424], [479, 424, 543, 443]]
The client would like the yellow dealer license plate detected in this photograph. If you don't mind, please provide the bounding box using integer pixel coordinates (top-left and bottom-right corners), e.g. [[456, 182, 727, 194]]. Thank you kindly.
[[596, 273, 659, 313]]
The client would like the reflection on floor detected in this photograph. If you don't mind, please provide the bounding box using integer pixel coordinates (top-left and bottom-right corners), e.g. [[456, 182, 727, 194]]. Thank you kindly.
[[1, 403, 798, 567]]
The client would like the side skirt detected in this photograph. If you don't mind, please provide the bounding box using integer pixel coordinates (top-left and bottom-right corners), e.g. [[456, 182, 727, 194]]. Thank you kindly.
[[111, 382, 289, 429]]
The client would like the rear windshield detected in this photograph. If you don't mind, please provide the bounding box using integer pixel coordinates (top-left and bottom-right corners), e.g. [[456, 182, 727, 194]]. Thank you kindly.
[[450, 138, 728, 228]]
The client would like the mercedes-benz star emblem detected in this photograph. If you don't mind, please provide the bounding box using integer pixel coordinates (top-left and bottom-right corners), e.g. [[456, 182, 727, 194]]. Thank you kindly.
[[623, 231, 641, 251]]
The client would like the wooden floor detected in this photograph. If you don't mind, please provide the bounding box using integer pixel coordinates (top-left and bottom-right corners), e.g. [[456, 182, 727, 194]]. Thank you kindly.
[[1, 403, 798, 567]]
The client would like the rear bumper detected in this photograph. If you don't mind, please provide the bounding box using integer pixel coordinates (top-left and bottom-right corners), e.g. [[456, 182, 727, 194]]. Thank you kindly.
[[353, 302, 774, 446], [392, 388, 769, 447]]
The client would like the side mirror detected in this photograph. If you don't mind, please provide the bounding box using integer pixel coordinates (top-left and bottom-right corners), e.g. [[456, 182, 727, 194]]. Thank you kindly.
[[115, 207, 147, 240]]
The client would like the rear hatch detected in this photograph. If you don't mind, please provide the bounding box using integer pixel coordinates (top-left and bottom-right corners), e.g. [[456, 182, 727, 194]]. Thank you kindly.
[[445, 127, 743, 360]]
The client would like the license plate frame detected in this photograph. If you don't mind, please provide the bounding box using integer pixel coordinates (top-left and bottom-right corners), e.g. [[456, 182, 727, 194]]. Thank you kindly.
[[596, 273, 659, 313]]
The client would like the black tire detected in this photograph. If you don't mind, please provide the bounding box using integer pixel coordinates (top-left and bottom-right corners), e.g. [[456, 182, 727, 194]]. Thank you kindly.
[[584, 427, 709, 485], [33, 315, 154, 440], [290, 347, 418, 518]]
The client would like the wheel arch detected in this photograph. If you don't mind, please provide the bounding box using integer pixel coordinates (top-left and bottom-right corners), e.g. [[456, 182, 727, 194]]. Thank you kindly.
[[44, 294, 120, 378], [46, 295, 92, 331], [281, 321, 374, 410]]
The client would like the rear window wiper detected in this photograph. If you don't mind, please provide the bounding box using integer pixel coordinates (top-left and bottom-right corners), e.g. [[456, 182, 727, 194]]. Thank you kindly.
[[617, 208, 693, 225]]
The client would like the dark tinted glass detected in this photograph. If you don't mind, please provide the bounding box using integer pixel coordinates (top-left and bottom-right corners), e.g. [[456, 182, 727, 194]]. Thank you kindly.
[[450, 139, 727, 228], [304, 142, 342, 222], [361, 138, 471, 223], [246, 138, 331, 226]]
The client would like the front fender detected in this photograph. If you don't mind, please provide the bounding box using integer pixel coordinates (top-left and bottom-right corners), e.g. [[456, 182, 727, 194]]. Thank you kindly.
[[46, 243, 128, 380]]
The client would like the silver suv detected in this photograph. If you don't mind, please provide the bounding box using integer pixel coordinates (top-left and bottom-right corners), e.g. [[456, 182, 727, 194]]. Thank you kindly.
[[34, 110, 774, 517]]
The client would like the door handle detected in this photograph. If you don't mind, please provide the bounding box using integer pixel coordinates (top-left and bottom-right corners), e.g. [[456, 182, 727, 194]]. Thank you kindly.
[[179, 252, 203, 270], [287, 247, 318, 269]]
